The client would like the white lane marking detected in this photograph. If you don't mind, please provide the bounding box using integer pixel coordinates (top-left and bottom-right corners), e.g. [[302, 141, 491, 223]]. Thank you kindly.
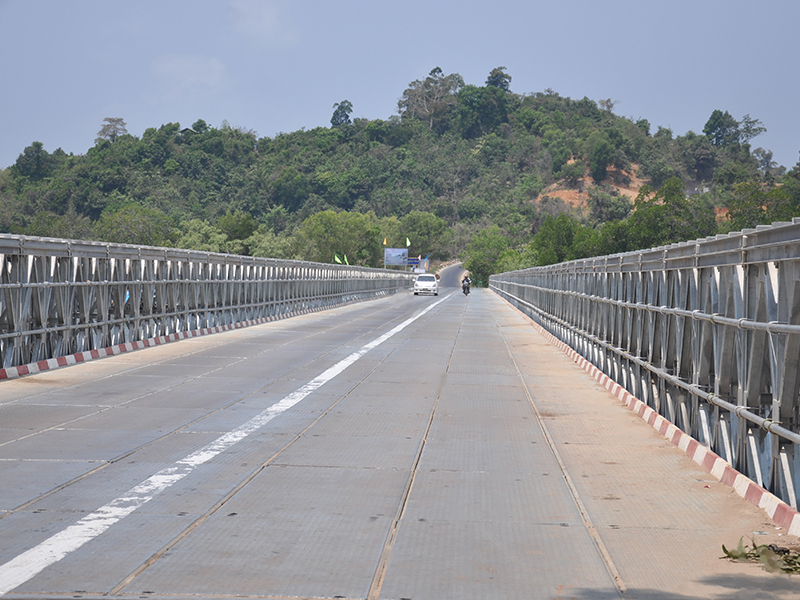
[[0, 295, 450, 596]]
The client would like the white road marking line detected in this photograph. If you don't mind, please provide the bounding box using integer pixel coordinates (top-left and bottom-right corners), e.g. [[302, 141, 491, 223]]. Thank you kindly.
[[0, 296, 450, 596]]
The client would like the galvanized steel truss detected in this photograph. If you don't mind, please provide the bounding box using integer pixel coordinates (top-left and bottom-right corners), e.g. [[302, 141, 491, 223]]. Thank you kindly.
[[490, 219, 800, 508], [0, 235, 411, 371]]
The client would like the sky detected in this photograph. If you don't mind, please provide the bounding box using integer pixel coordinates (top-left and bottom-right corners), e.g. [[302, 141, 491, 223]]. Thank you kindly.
[[1, 0, 799, 171]]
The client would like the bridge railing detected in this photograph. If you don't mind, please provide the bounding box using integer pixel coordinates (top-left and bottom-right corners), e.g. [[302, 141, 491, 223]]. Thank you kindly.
[[0, 235, 412, 371], [490, 218, 800, 508]]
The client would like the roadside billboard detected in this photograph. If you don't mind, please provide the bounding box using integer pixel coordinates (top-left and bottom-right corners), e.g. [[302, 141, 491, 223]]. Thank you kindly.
[[384, 248, 408, 266]]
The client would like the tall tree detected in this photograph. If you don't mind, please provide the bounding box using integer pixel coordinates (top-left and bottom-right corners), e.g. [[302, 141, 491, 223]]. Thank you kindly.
[[464, 225, 510, 285], [703, 110, 738, 147], [485, 66, 511, 91], [702, 110, 764, 148], [738, 114, 766, 144], [585, 132, 615, 182], [455, 84, 509, 138], [13, 141, 55, 181], [399, 210, 452, 260], [725, 181, 794, 230], [398, 67, 464, 132], [299, 210, 382, 266], [95, 117, 128, 143], [94, 204, 175, 246], [627, 178, 716, 248], [331, 100, 353, 127]]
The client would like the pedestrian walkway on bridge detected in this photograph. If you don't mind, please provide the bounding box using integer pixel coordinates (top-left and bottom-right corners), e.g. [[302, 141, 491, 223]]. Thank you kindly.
[[0, 285, 796, 599]]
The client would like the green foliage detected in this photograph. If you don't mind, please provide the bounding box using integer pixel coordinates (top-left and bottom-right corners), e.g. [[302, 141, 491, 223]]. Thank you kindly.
[[299, 209, 382, 266], [704, 110, 765, 148], [175, 219, 228, 253], [704, 110, 739, 147], [558, 160, 586, 188], [399, 210, 453, 260], [1, 68, 795, 274], [627, 178, 716, 249], [13, 142, 57, 181], [94, 204, 176, 246], [455, 84, 509, 138], [398, 67, 464, 132], [331, 100, 353, 127], [463, 225, 510, 286], [245, 225, 298, 259], [722, 537, 800, 574], [217, 210, 258, 240], [21, 209, 94, 240], [95, 117, 128, 144], [530, 214, 581, 265], [585, 132, 615, 182], [725, 181, 796, 231], [486, 66, 511, 91], [587, 186, 631, 223]]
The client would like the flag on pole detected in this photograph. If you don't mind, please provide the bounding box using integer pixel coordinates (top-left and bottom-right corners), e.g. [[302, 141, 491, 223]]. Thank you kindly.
[[406, 237, 411, 247], [383, 237, 387, 245], [334, 254, 342, 263], [344, 255, 349, 265]]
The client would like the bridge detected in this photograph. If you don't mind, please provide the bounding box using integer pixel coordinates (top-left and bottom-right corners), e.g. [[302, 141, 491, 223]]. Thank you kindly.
[[0, 227, 799, 599]]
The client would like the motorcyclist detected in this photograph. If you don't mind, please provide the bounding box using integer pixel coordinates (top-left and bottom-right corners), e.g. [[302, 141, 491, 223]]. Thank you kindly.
[[461, 275, 471, 295]]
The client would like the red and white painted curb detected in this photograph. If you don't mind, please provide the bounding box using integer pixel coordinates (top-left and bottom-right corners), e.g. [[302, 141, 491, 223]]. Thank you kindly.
[[0, 299, 360, 382], [501, 297, 800, 537]]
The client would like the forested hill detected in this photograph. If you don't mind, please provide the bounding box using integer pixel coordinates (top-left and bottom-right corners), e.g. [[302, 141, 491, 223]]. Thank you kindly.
[[1, 66, 799, 283]]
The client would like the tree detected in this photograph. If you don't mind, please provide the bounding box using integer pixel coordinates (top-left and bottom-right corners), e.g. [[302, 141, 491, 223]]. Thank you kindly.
[[587, 186, 631, 223], [94, 204, 175, 246], [192, 119, 209, 134], [455, 85, 509, 138], [558, 160, 586, 188], [725, 181, 794, 231], [585, 132, 614, 182], [398, 67, 464, 132], [217, 210, 258, 240], [298, 210, 382, 266], [95, 117, 128, 144], [752, 147, 779, 174], [175, 219, 228, 253], [486, 66, 511, 91], [627, 177, 716, 249], [738, 114, 766, 144], [13, 141, 55, 181], [245, 225, 298, 259], [530, 213, 580, 265], [22, 209, 93, 240], [703, 110, 764, 148], [399, 210, 452, 260], [463, 225, 510, 285], [598, 98, 617, 112], [331, 100, 353, 127]]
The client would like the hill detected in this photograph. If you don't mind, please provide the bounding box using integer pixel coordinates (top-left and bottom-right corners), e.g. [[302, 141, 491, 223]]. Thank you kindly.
[[0, 66, 798, 278]]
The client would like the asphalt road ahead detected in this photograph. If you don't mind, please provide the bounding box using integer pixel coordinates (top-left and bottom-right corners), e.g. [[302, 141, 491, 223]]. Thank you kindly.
[[0, 268, 795, 600]]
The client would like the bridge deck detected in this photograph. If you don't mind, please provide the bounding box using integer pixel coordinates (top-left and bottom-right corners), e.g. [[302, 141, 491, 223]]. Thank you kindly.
[[0, 286, 795, 599]]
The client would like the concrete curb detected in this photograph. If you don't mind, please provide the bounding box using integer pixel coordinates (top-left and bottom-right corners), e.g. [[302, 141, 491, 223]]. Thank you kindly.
[[502, 296, 800, 537], [0, 297, 371, 382]]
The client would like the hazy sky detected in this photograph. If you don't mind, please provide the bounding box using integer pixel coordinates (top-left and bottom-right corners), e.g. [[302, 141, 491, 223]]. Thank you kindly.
[[1, 0, 798, 170]]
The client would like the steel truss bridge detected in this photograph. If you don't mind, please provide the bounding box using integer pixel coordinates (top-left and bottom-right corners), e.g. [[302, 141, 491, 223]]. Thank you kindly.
[[0, 235, 411, 371], [491, 218, 800, 508]]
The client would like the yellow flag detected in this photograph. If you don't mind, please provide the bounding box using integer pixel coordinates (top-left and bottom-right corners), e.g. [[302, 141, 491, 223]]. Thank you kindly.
[[383, 237, 387, 245]]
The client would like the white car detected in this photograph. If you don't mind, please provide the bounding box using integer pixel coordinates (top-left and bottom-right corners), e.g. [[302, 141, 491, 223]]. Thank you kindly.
[[413, 274, 439, 296]]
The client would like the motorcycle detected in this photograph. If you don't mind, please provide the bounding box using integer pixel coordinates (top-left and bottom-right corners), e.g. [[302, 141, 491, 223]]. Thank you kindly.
[[462, 280, 471, 295]]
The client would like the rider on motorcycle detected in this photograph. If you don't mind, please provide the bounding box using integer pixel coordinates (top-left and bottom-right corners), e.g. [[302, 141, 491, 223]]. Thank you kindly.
[[461, 275, 472, 295]]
